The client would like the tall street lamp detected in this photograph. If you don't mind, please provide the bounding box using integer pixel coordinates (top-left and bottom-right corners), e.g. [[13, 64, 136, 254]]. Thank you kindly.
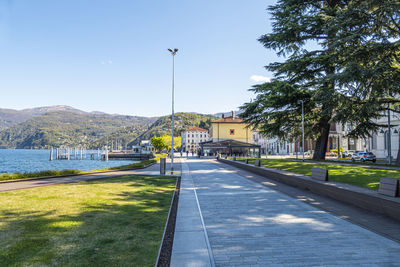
[[299, 100, 305, 162], [168, 48, 178, 173], [388, 107, 392, 164]]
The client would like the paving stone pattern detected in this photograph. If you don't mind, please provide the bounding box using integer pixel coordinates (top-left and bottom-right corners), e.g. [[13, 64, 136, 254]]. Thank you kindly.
[[188, 159, 400, 267]]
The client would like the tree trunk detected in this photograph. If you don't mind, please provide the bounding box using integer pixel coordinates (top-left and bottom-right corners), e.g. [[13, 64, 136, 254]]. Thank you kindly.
[[313, 120, 331, 160]]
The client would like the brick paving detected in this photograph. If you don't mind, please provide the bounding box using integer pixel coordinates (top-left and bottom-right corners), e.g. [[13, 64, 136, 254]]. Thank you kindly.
[[187, 159, 400, 266]]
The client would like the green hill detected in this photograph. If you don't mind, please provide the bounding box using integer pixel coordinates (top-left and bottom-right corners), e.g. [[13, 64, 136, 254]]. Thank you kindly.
[[0, 111, 156, 149], [0, 108, 216, 149], [131, 112, 215, 145]]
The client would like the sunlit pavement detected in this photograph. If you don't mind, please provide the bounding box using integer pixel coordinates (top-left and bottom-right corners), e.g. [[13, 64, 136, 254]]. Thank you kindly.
[[178, 158, 400, 266]]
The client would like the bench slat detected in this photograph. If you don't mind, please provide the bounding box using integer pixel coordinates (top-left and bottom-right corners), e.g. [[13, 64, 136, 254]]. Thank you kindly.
[[311, 168, 328, 181], [380, 183, 398, 191], [379, 177, 398, 197], [381, 177, 399, 185], [379, 188, 397, 197]]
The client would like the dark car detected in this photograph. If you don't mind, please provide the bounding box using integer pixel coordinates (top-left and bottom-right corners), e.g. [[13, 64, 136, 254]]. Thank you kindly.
[[351, 152, 376, 163]]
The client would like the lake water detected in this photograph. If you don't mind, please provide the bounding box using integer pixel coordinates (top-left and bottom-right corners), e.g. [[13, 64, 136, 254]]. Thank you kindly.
[[0, 149, 138, 174]]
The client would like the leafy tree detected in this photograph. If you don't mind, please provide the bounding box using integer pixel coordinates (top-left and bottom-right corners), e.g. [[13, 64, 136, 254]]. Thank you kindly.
[[151, 135, 181, 152], [161, 135, 181, 150], [151, 136, 165, 152], [241, 0, 350, 159]]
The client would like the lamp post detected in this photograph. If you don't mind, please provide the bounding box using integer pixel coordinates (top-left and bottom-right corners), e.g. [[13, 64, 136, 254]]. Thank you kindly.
[[168, 48, 178, 173], [300, 100, 305, 161], [388, 108, 392, 164]]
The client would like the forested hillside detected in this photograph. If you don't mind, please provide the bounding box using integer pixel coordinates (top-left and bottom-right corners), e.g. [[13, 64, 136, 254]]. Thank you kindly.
[[131, 112, 215, 145], [0, 106, 216, 149], [0, 111, 155, 149]]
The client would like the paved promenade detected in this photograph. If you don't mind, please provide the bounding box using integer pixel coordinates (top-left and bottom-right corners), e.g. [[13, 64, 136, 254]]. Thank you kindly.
[[173, 158, 400, 266]]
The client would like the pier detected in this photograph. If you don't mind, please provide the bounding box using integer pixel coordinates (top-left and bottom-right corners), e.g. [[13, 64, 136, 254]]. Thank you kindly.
[[49, 147, 152, 161], [49, 147, 110, 161]]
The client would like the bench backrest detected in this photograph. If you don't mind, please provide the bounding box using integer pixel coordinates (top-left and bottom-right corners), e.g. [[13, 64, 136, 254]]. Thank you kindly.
[[311, 168, 328, 181], [254, 159, 261, 167], [379, 177, 399, 197]]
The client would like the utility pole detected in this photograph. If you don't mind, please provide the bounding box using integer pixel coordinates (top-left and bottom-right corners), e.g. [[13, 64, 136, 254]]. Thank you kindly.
[[300, 100, 305, 162], [168, 48, 178, 173], [388, 108, 392, 164]]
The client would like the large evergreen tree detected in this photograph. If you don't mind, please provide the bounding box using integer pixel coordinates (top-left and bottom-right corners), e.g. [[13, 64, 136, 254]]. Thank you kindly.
[[240, 0, 349, 159], [331, 0, 400, 161]]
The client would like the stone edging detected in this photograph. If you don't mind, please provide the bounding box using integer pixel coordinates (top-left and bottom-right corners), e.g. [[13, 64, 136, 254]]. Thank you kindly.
[[155, 175, 181, 267], [218, 158, 400, 222], [0, 162, 157, 184]]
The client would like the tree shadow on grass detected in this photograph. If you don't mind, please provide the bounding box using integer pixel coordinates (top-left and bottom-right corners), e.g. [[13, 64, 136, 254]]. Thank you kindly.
[[0, 175, 176, 267]]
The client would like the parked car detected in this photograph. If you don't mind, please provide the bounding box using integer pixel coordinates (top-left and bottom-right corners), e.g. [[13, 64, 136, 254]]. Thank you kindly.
[[343, 150, 358, 158], [351, 152, 376, 163]]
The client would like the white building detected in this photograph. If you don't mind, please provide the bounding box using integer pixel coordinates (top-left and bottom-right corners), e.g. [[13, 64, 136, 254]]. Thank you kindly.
[[368, 113, 400, 159], [252, 117, 400, 160], [181, 127, 210, 153]]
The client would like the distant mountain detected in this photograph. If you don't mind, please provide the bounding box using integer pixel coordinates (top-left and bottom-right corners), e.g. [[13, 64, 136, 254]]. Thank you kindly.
[[0, 105, 220, 149], [21, 105, 86, 116], [130, 112, 216, 145], [0, 105, 88, 130], [0, 110, 156, 149]]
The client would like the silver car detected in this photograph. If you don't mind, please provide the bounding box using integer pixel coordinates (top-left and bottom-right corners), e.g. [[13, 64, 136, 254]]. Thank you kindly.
[[351, 152, 376, 163]]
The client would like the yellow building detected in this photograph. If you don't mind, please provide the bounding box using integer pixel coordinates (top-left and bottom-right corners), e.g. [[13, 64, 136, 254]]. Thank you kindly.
[[210, 112, 253, 143]]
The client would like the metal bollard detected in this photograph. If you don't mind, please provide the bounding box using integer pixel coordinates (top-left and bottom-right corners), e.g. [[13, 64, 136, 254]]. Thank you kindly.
[[160, 158, 166, 175]]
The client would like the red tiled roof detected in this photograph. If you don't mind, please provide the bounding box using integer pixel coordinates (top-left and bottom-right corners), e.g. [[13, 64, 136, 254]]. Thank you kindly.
[[212, 116, 243, 123], [183, 126, 208, 132]]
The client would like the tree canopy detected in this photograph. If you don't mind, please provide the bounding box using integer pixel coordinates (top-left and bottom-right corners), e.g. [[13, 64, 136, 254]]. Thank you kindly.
[[151, 135, 181, 152], [240, 0, 400, 160]]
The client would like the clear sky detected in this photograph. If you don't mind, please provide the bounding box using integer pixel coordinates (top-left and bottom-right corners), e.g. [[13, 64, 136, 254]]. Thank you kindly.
[[0, 0, 278, 117]]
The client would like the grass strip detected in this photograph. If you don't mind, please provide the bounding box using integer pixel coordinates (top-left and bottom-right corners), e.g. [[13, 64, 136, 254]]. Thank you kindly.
[[0, 153, 167, 182], [234, 158, 400, 190], [0, 174, 176, 267]]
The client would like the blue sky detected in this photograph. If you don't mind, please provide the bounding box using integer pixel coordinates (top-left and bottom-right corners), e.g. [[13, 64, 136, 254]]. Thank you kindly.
[[0, 0, 278, 117]]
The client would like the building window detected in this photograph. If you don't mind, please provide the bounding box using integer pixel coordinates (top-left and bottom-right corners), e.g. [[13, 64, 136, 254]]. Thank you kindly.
[[372, 133, 377, 150], [230, 129, 235, 135]]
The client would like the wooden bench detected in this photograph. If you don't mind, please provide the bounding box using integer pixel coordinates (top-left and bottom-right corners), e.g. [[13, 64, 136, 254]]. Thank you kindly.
[[245, 159, 249, 164], [311, 168, 328, 181], [254, 159, 261, 167], [379, 178, 399, 197]]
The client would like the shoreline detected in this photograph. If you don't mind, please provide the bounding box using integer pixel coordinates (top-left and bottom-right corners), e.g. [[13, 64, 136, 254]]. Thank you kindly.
[[0, 154, 166, 183]]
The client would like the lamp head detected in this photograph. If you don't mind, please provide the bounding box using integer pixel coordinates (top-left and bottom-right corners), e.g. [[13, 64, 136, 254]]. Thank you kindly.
[[168, 48, 178, 55]]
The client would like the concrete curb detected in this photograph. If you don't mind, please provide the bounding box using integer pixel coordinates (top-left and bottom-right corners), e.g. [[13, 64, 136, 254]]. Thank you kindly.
[[155, 175, 181, 267], [0, 162, 157, 184], [218, 158, 400, 221]]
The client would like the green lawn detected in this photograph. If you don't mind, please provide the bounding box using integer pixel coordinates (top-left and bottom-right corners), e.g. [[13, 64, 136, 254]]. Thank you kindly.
[[236, 158, 400, 190], [0, 175, 176, 267]]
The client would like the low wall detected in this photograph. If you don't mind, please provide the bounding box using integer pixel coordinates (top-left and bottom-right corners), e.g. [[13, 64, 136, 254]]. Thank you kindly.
[[218, 158, 400, 222]]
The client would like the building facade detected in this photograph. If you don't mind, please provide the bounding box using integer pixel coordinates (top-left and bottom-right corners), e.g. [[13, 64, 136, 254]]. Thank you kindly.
[[251, 118, 400, 160], [181, 126, 210, 153], [210, 112, 253, 143], [368, 113, 400, 159], [199, 112, 259, 157]]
